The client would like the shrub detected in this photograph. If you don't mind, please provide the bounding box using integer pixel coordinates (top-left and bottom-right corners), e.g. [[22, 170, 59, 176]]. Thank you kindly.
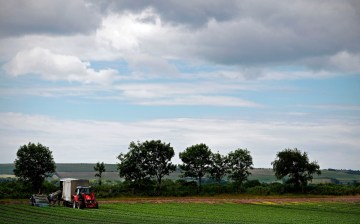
[[268, 182, 285, 194], [0, 179, 32, 199], [246, 186, 270, 195], [309, 184, 359, 195], [244, 180, 262, 189]]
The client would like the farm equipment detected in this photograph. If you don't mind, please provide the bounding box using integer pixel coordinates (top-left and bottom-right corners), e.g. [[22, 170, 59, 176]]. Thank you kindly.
[[48, 190, 62, 206], [30, 190, 61, 207], [60, 178, 98, 209], [30, 194, 49, 207], [72, 186, 98, 209]]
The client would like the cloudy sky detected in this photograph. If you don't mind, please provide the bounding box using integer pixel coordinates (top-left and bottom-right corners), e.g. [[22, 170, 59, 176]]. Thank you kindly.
[[1, 0, 359, 169]]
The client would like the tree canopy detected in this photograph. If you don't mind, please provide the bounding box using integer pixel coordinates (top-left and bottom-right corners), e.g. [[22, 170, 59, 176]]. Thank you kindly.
[[117, 140, 176, 191], [208, 152, 228, 184], [117, 141, 148, 187], [179, 143, 212, 190], [272, 148, 321, 192], [94, 162, 106, 185], [227, 148, 253, 191], [14, 142, 56, 192], [141, 140, 176, 190]]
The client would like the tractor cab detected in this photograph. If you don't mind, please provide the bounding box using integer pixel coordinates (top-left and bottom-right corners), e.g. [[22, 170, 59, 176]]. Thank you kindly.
[[72, 186, 98, 209], [76, 186, 91, 195]]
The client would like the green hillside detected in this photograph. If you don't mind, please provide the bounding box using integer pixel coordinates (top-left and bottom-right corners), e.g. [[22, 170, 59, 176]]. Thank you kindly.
[[0, 163, 117, 174], [55, 163, 118, 172], [1, 163, 359, 184], [0, 164, 14, 174]]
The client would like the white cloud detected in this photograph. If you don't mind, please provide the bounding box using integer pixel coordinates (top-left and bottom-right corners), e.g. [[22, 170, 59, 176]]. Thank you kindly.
[[96, 9, 162, 52], [329, 51, 360, 73], [1, 1, 359, 80], [95, 9, 187, 77], [0, 78, 261, 107], [1, 113, 359, 169], [137, 95, 260, 107], [126, 53, 179, 77], [96, 8, 188, 57], [114, 82, 261, 107], [302, 51, 360, 74], [3, 48, 117, 84], [203, 68, 336, 81]]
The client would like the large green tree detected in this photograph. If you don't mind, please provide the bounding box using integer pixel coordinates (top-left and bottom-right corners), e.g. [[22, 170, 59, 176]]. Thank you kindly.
[[14, 142, 56, 192], [227, 148, 253, 191], [142, 140, 176, 191], [179, 143, 212, 191], [208, 152, 228, 184], [117, 141, 148, 188], [94, 162, 106, 185], [271, 148, 321, 192], [117, 140, 176, 191]]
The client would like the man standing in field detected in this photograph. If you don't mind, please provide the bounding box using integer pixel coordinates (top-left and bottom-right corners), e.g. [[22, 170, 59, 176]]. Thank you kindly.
[[48, 190, 62, 206]]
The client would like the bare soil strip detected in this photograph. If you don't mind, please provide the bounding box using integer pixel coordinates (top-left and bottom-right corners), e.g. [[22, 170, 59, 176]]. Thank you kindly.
[[2, 195, 359, 205], [99, 195, 360, 204]]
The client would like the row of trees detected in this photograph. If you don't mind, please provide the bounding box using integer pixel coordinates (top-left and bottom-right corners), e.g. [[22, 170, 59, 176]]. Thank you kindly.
[[118, 141, 254, 192], [13, 141, 321, 194], [117, 140, 321, 193]]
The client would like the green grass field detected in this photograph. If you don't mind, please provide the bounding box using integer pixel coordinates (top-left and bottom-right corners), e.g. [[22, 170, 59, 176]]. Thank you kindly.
[[1, 201, 359, 224]]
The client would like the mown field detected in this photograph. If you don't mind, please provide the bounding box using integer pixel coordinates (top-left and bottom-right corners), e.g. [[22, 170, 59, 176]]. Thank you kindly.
[[1, 200, 359, 224]]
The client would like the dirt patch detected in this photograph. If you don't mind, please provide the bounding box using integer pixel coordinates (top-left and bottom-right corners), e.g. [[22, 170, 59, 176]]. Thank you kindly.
[[99, 195, 360, 204], [0, 199, 29, 205], [2, 195, 359, 205]]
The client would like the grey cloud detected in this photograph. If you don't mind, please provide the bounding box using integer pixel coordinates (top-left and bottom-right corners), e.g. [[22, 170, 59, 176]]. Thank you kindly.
[[98, 0, 360, 67], [193, 0, 360, 65], [93, 0, 240, 27], [2, 0, 359, 71], [0, 0, 101, 37]]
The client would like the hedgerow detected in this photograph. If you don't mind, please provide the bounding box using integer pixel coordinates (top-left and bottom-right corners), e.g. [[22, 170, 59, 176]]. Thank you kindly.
[[1, 178, 359, 199]]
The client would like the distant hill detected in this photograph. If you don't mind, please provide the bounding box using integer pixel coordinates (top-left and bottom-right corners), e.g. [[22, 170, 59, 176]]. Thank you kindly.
[[0, 164, 14, 175], [1, 163, 359, 184], [55, 163, 118, 172], [1, 163, 119, 174]]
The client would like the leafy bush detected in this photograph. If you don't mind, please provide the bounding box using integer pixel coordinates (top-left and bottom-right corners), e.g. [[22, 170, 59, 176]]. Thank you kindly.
[[308, 184, 360, 195], [268, 182, 285, 194], [244, 180, 262, 188], [0, 179, 59, 199], [201, 183, 231, 196], [246, 186, 270, 195], [173, 180, 198, 196], [0, 179, 32, 199]]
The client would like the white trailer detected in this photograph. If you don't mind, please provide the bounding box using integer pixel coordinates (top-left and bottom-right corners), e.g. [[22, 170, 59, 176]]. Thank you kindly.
[[60, 178, 89, 206]]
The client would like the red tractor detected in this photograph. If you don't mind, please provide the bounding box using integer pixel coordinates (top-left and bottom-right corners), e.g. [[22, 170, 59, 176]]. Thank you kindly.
[[72, 186, 98, 209]]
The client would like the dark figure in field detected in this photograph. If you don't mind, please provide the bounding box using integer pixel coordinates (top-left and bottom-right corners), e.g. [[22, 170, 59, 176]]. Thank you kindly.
[[48, 190, 62, 206]]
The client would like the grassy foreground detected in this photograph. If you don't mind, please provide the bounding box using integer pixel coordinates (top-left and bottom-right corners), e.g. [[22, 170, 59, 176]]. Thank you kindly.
[[1, 201, 359, 224]]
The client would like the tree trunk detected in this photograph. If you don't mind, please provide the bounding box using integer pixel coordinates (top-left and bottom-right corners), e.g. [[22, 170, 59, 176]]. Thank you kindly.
[[198, 176, 202, 193], [157, 177, 162, 195]]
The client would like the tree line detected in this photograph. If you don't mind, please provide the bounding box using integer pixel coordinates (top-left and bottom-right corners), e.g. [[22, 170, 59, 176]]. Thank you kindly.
[[3, 141, 360, 198], [117, 140, 320, 194], [118, 141, 255, 193], [11, 141, 323, 196]]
